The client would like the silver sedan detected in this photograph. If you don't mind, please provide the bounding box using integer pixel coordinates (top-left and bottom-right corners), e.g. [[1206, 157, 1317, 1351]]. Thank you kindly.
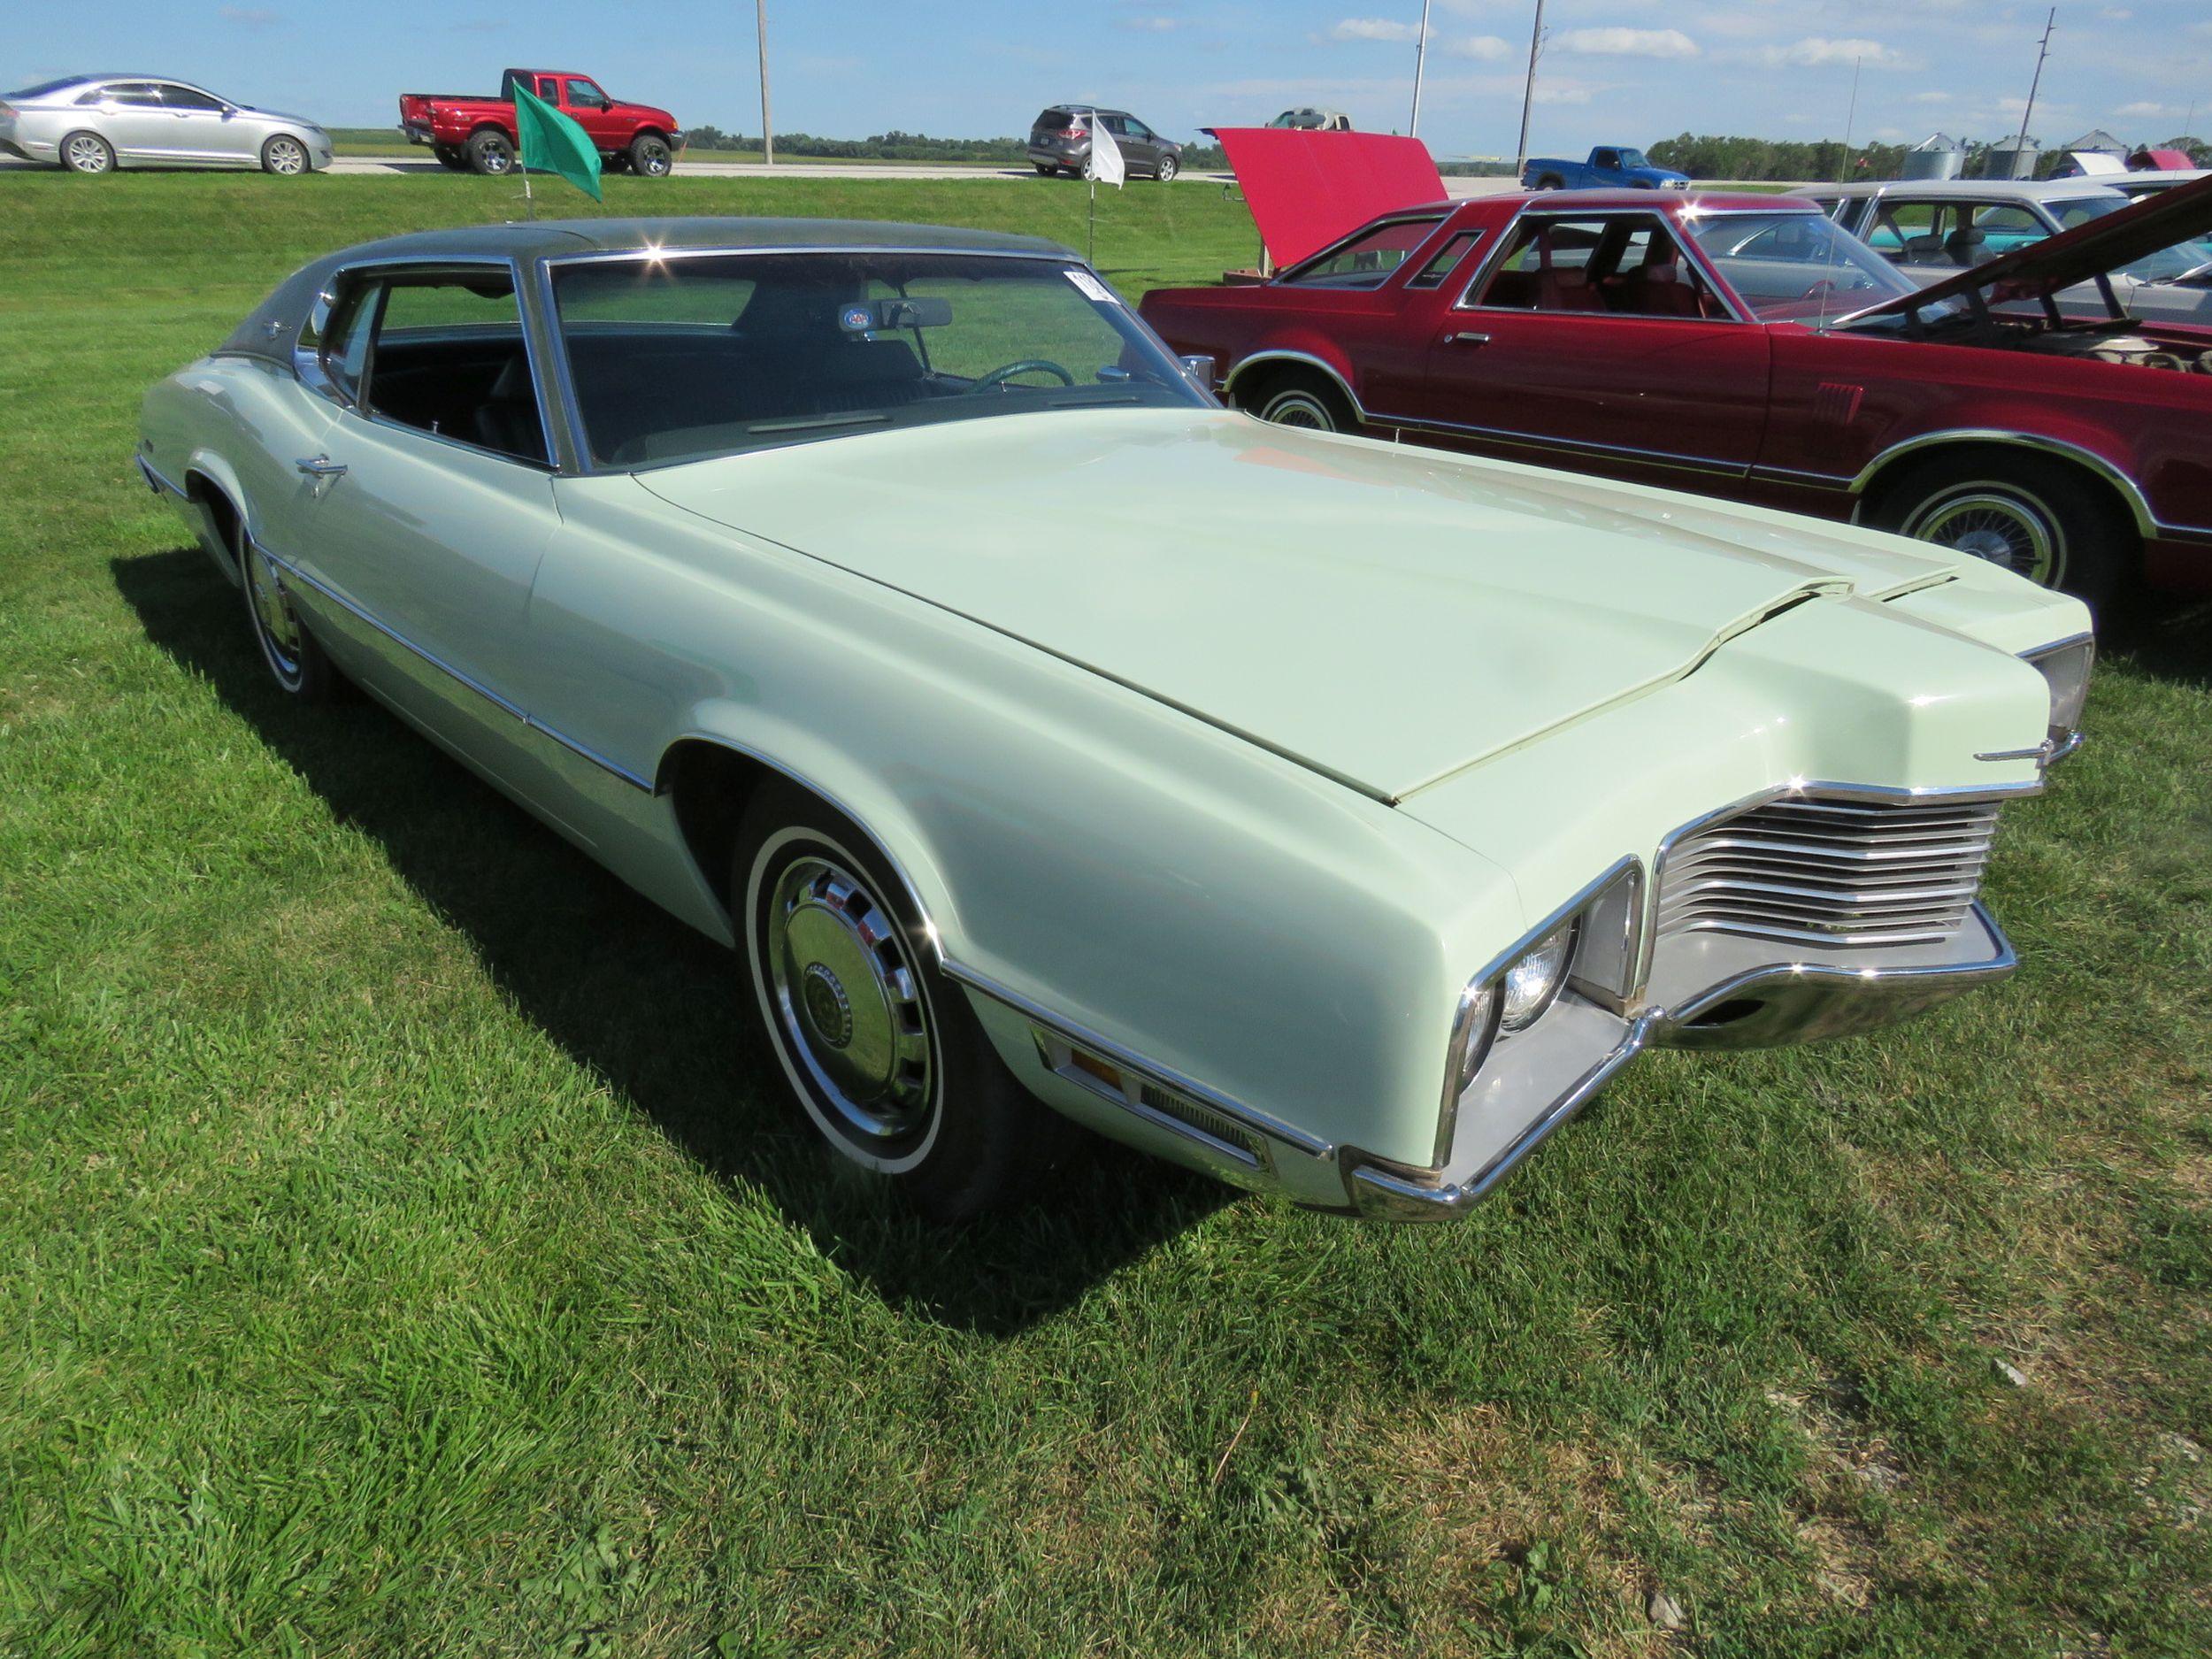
[[0, 74, 334, 174]]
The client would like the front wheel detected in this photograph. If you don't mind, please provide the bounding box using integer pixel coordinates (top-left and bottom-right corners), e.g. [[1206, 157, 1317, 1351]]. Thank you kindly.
[[465, 129, 514, 175], [628, 134, 673, 177], [61, 130, 116, 174], [1155, 153, 1179, 182], [1867, 453, 2127, 607], [737, 785, 1062, 1219], [1245, 368, 1357, 434], [260, 134, 310, 175]]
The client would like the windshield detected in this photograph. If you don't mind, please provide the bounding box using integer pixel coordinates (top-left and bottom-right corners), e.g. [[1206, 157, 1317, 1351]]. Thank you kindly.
[[1683, 210, 1959, 324], [551, 251, 1206, 470], [1617, 149, 1650, 171]]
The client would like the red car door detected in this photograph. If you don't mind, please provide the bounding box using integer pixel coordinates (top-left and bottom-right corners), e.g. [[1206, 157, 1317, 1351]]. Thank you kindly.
[[560, 76, 618, 150], [1393, 209, 1772, 488]]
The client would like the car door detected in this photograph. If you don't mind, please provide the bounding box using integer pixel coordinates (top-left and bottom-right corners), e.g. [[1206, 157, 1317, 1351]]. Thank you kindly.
[[561, 77, 615, 150], [156, 82, 247, 162], [289, 261, 565, 786], [1394, 210, 1772, 485], [1119, 116, 1163, 173], [90, 82, 173, 158]]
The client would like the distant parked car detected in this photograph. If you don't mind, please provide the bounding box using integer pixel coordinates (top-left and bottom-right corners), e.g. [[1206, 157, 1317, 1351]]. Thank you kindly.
[[1522, 146, 1688, 191], [1801, 178, 2212, 327], [398, 69, 679, 177], [0, 74, 332, 174], [1026, 105, 1183, 180], [1270, 108, 1353, 132]]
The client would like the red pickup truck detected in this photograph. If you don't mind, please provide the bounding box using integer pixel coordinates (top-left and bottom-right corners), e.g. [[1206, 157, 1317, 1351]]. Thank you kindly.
[[399, 69, 680, 178]]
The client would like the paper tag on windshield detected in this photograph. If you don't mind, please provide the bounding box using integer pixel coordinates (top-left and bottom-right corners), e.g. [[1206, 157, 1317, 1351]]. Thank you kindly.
[[1064, 269, 1118, 304]]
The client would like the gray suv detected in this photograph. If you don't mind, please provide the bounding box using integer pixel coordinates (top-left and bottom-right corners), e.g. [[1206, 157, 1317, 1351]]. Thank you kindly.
[[1027, 105, 1183, 181]]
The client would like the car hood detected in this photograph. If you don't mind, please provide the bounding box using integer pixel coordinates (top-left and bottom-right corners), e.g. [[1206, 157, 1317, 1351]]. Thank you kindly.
[[634, 409, 1963, 802], [1205, 127, 1448, 267], [1844, 170, 2212, 322], [240, 104, 323, 127]]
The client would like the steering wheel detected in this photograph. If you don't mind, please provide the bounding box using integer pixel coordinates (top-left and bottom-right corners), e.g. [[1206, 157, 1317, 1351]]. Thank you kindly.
[[964, 358, 1077, 394]]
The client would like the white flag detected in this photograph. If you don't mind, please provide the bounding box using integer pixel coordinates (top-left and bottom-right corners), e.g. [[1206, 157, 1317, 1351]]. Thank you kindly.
[[1084, 111, 1126, 188]]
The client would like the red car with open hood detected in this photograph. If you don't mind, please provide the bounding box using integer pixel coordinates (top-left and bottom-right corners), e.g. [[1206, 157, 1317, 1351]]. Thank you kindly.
[[1140, 134, 2212, 604]]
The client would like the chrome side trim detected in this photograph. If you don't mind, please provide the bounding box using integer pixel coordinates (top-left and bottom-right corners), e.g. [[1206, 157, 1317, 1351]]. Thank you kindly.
[[1751, 463, 1855, 491], [136, 451, 187, 498], [1847, 429, 2158, 540], [248, 533, 654, 792], [1348, 1011, 1657, 1221], [945, 962, 1337, 1161], [1219, 350, 1370, 419], [541, 243, 1082, 271]]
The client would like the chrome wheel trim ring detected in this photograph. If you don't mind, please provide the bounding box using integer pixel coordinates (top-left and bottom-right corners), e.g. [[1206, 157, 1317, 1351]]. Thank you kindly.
[[244, 542, 305, 689], [1259, 388, 1338, 431], [65, 134, 111, 173], [266, 137, 307, 174], [1903, 483, 2065, 588], [751, 834, 941, 1172]]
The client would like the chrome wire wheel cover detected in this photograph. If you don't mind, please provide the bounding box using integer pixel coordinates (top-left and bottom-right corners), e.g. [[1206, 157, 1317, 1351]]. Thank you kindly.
[[265, 137, 307, 174], [764, 853, 937, 1155], [1259, 388, 1338, 431], [245, 542, 304, 687], [65, 134, 111, 173], [1903, 484, 2065, 588]]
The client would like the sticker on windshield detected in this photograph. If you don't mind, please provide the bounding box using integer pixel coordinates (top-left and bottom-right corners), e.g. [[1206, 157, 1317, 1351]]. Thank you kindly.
[[1064, 269, 1118, 304], [839, 303, 875, 332]]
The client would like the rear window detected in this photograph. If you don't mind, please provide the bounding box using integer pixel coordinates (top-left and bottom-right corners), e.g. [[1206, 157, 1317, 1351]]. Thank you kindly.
[[5, 77, 86, 101], [1034, 108, 1073, 129]]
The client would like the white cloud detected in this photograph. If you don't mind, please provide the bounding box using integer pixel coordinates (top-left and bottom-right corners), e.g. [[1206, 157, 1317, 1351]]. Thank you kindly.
[[1555, 27, 1699, 60], [1118, 14, 1180, 29], [2097, 7, 2131, 18], [1755, 38, 1914, 70], [1532, 85, 1594, 105], [1442, 35, 1513, 60], [1330, 18, 1420, 42], [218, 4, 280, 23], [2116, 100, 2175, 118], [1909, 89, 1952, 104]]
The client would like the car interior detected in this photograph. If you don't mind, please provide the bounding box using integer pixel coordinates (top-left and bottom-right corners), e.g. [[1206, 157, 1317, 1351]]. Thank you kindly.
[[1476, 218, 1726, 319]]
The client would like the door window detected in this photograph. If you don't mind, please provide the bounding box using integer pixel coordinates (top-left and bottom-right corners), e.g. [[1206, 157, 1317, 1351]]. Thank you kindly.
[[1961, 204, 2047, 263], [1404, 229, 1485, 289], [1282, 217, 1447, 288], [563, 79, 608, 111], [1125, 119, 1155, 142], [93, 83, 165, 107], [1474, 214, 1720, 318], [160, 85, 227, 111], [321, 269, 549, 465]]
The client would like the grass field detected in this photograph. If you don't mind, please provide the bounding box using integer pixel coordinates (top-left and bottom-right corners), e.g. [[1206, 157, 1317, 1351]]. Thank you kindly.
[[2, 170, 2208, 1657]]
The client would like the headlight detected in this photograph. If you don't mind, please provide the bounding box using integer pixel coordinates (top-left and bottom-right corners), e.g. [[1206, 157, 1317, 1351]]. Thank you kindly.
[[1500, 920, 1577, 1032], [2023, 634, 2093, 754]]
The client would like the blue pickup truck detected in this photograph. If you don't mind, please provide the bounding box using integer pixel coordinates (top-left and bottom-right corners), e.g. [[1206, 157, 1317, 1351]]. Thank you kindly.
[[1520, 146, 1690, 191]]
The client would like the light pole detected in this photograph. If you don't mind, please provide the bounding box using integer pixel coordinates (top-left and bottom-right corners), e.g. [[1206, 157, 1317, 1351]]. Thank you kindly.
[[1408, 0, 1432, 137], [2014, 6, 2055, 159], [1514, 0, 1547, 178], [756, 0, 774, 165]]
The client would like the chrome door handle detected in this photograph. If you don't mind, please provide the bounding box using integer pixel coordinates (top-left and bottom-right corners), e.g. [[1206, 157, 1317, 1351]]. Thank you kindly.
[[1443, 331, 1492, 346], [294, 455, 348, 479]]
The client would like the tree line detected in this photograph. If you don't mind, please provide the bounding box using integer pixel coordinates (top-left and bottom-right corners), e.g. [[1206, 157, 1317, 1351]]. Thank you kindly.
[[679, 126, 1228, 169], [1647, 131, 2210, 181]]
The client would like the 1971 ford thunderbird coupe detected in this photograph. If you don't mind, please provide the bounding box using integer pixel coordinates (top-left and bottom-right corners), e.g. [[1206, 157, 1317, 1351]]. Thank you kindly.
[[138, 219, 2093, 1222]]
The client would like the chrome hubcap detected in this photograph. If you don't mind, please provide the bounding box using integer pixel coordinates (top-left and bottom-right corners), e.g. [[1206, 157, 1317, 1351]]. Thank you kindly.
[[766, 856, 933, 1144], [246, 546, 303, 679], [1905, 488, 2062, 588], [1262, 391, 1335, 431], [66, 136, 109, 172]]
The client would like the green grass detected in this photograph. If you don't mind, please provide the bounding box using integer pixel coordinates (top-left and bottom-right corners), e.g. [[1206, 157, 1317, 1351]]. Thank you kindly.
[[2, 171, 2208, 1657]]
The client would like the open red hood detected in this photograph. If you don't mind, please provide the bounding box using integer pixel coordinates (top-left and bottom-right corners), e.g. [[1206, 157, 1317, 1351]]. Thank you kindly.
[[1845, 169, 2212, 323], [1208, 127, 1447, 268]]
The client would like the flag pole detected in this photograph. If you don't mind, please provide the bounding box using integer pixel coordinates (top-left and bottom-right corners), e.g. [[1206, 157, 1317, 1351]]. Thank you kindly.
[[1088, 172, 1097, 266]]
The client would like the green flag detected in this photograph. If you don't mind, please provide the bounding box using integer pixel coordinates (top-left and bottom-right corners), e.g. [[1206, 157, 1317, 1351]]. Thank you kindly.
[[512, 81, 602, 203]]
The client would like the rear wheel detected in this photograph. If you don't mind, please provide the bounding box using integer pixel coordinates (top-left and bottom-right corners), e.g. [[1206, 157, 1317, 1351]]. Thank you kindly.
[[628, 133, 673, 176], [1243, 367, 1356, 434], [235, 513, 338, 700], [736, 783, 1062, 1219], [1034, 162, 1056, 176], [465, 128, 514, 175], [1867, 451, 2128, 607], [1534, 172, 1564, 189], [61, 130, 115, 174], [432, 142, 469, 171], [260, 134, 310, 175]]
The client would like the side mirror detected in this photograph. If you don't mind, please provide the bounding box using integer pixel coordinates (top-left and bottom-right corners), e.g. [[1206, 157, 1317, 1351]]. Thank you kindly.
[[1179, 354, 1217, 389]]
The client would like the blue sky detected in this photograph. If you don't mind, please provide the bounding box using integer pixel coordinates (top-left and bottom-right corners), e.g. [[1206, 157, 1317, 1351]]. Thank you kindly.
[[6, 2, 2207, 158]]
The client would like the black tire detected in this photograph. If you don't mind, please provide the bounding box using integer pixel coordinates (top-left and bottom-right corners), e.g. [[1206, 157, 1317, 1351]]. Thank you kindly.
[[736, 783, 1063, 1220], [1034, 163, 1056, 176], [433, 142, 469, 172], [1535, 173, 1565, 190], [59, 130, 116, 174], [1155, 153, 1179, 182], [234, 510, 338, 701], [1865, 449, 2129, 608], [465, 128, 514, 176], [259, 134, 311, 176], [627, 133, 673, 177], [1242, 366, 1357, 434]]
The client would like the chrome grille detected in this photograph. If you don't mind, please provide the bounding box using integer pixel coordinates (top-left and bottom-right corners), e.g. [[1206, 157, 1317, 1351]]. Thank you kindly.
[[1657, 794, 2002, 948]]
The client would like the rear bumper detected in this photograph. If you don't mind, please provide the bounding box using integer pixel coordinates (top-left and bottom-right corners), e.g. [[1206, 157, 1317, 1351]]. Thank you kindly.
[[1027, 143, 1085, 168]]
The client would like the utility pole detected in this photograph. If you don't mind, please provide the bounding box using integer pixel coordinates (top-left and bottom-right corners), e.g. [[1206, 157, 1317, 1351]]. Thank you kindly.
[[756, 0, 774, 165], [1514, 0, 1547, 178], [2014, 6, 2055, 157], [1409, 0, 1432, 138]]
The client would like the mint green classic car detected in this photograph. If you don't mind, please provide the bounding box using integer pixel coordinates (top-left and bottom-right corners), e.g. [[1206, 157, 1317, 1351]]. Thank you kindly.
[[136, 219, 2094, 1221]]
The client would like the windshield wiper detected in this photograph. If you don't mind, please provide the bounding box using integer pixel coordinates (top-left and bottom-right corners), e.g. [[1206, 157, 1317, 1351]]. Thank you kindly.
[[744, 412, 894, 434]]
